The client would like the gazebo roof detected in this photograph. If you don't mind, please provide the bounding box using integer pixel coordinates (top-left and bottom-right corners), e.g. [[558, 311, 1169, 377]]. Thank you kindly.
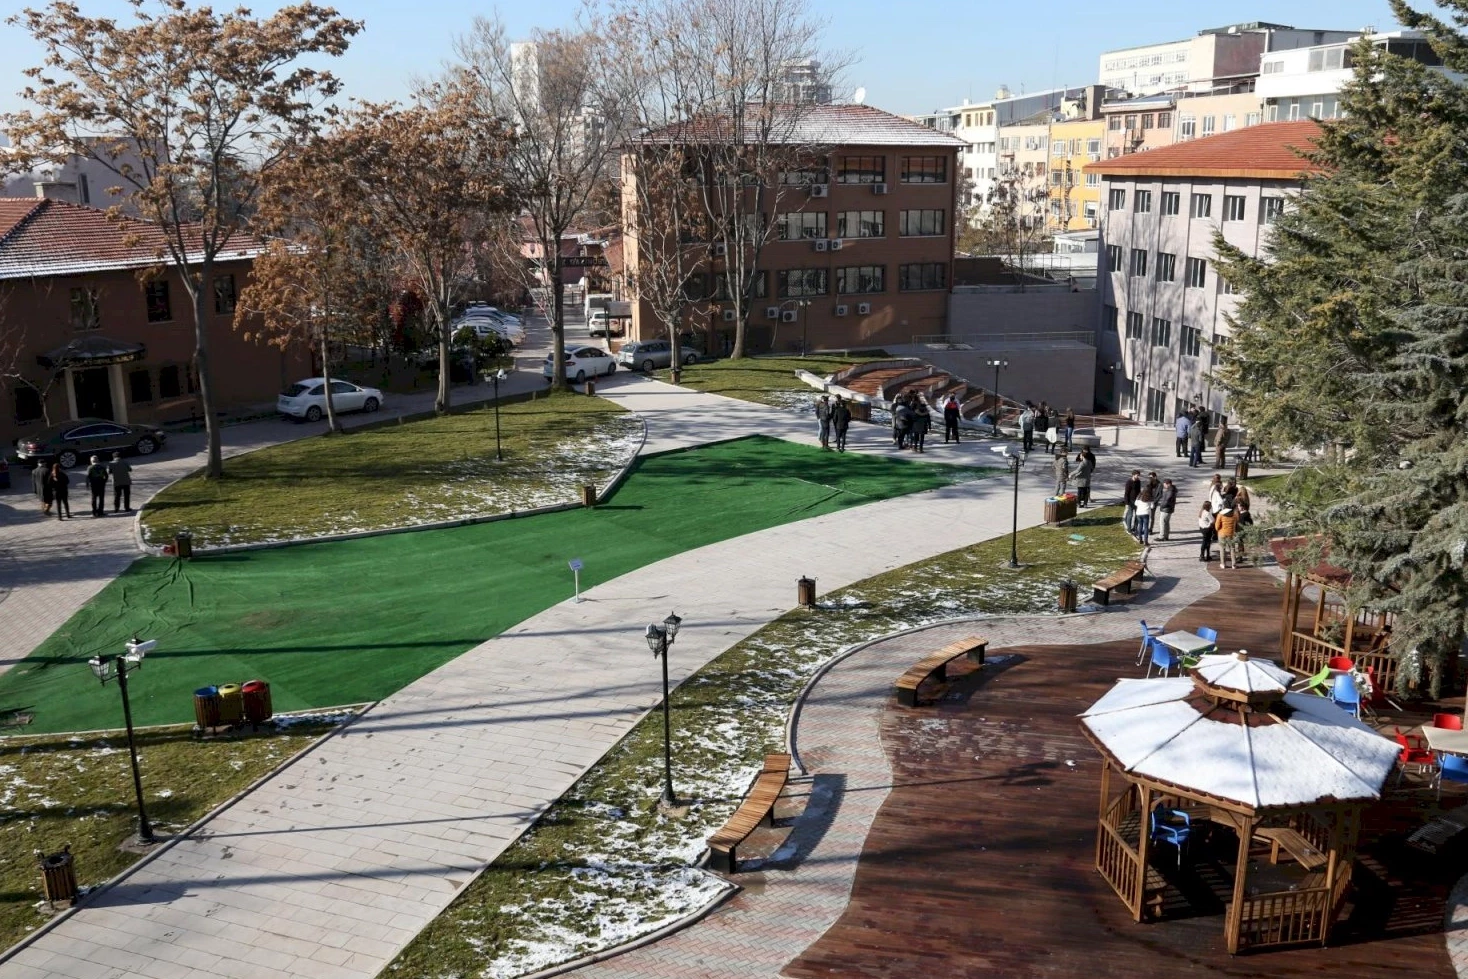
[[1268, 536, 1353, 587], [1080, 676, 1399, 811], [1192, 652, 1292, 697]]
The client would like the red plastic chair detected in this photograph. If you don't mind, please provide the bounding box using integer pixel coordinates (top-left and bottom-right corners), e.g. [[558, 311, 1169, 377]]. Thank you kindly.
[[1433, 713, 1464, 731], [1394, 728, 1438, 785], [1328, 655, 1355, 673]]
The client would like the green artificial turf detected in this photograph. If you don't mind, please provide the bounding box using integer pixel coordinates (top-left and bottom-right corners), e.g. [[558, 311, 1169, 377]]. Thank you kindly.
[[0, 437, 991, 734]]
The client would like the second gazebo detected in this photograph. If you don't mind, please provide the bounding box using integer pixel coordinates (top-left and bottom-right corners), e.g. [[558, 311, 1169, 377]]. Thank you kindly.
[[1079, 652, 1399, 953]]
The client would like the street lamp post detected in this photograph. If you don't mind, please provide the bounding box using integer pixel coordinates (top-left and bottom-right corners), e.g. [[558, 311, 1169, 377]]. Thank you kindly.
[[488, 368, 508, 461], [991, 445, 1025, 568], [644, 612, 683, 807], [986, 359, 1008, 435], [89, 637, 158, 845]]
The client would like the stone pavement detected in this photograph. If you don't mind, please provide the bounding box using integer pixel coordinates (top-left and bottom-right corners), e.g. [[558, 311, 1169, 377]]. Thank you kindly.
[[570, 532, 1221, 979]]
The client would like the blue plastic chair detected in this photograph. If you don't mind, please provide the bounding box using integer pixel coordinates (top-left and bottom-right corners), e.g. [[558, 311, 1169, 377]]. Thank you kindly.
[[1151, 806, 1192, 867], [1330, 673, 1361, 718], [1438, 754, 1468, 800], [1146, 638, 1180, 678], [1135, 620, 1165, 665], [1195, 627, 1218, 651]]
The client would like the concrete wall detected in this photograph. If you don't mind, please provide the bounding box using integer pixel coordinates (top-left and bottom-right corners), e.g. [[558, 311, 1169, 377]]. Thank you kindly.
[[948, 286, 1096, 336], [901, 343, 1097, 415]]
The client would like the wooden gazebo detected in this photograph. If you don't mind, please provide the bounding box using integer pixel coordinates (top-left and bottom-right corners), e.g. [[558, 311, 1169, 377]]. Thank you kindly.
[[1080, 653, 1399, 953], [1271, 537, 1399, 689]]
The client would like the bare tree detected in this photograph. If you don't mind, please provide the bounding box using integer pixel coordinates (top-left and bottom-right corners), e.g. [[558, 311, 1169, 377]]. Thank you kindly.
[[0, 282, 68, 428], [6, 0, 362, 477], [973, 167, 1050, 286]]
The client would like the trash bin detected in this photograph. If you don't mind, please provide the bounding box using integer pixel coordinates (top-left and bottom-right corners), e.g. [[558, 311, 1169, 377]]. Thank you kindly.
[[797, 576, 817, 607], [581, 484, 597, 508], [848, 401, 872, 422], [36, 846, 77, 905], [175, 531, 193, 560], [1234, 458, 1250, 480], [193, 685, 221, 731], [1059, 580, 1078, 613], [241, 680, 272, 724], [217, 683, 243, 724], [585, 378, 596, 396]]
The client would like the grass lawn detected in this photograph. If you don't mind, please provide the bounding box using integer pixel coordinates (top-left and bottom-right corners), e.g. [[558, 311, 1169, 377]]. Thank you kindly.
[[0, 437, 991, 735], [0, 724, 336, 950], [387, 508, 1139, 979], [665, 354, 886, 408], [140, 392, 637, 549]]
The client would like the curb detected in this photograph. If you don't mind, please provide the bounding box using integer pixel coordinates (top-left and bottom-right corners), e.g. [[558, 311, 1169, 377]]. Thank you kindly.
[[0, 701, 377, 967], [0, 702, 374, 744]]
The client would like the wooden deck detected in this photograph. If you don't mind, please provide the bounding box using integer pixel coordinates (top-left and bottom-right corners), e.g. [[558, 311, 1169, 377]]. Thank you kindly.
[[786, 566, 1458, 978]]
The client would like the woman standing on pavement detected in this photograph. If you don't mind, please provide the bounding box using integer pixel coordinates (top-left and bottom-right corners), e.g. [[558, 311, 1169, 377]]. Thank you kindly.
[[50, 462, 71, 520], [1197, 500, 1215, 562], [33, 462, 53, 515], [1073, 449, 1094, 507]]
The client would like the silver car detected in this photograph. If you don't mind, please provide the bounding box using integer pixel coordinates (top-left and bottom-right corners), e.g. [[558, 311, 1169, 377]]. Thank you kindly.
[[617, 340, 699, 372]]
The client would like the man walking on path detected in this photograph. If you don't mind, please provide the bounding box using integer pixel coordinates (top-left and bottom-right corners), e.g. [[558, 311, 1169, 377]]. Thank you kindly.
[[1188, 419, 1205, 467], [832, 398, 851, 452], [1175, 412, 1191, 457], [1214, 416, 1230, 469], [1020, 402, 1035, 453], [50, 462, 70, 519], [1053, 452, 1070, 496], [815, 395, 833, 450], [1123, 469, 1142, 533], [1158, 478, 1178, 541], [109, 452, 134, 512], [942, 395, 961, 443], [85, 455, 109, 518], [911, 399, 931, 453]]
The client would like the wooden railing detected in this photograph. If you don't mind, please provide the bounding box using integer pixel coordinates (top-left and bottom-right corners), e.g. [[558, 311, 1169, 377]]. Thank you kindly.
[[1097, 820, 1141, 915], [1286, 632, 1400, 691], [1230, 885, 1331, 951]]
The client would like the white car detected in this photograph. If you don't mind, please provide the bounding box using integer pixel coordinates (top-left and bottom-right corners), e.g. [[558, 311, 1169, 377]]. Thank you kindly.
[[465, 303, 522, 326], [278, 378, 385, 422], [544, 346, 616, 383], [454, 315, 525, 346]]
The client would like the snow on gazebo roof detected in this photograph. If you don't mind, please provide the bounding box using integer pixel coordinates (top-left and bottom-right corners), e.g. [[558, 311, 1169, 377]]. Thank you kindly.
[[1192, 652, 1293, 697], [1080, 674, 1400, 811]]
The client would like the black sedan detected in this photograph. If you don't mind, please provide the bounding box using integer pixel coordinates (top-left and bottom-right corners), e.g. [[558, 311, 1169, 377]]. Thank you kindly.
[[16, 418, 167, 469]]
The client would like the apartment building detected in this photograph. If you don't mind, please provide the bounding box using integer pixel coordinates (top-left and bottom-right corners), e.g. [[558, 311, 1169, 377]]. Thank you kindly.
[[1086, 121, 1322, 422], [1256, 29, 1460, 122], [1047, 115, 1106, 232], [1098, 23, 1353, 95], [622, 104, 962, 353]]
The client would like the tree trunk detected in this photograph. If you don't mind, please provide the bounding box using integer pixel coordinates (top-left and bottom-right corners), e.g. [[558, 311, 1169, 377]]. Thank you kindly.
[[190, 276, 224, 479], [320, 330, 341, 434], [436, 308, 452, 414], [550, 264, 567, 390]]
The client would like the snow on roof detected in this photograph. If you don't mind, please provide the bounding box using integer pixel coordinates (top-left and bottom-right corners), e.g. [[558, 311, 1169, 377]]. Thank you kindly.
[[637, 103, 965, 148], [1081, 677, 1400, 810], [1193, 653, 1293, 696]]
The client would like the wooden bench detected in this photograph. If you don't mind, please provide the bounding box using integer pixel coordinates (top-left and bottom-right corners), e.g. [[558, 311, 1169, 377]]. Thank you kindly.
[[1254, 827, 1328, 871], [1092, 559, 1147, 606], [892, 636, 989, 707], [708, 753, 791, 873]]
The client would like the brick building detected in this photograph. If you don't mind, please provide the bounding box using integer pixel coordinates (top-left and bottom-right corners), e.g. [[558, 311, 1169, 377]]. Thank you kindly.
[[621, 104, 963, 353], [0, 197, 305, 447]]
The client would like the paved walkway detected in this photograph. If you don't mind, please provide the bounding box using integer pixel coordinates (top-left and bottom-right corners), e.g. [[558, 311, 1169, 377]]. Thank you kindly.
[[570, 531, 1221, 978]]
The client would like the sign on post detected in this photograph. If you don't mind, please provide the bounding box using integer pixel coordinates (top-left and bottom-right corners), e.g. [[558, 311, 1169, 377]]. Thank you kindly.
[[560, 256, 608, 268], [568, 559, 584, 603]]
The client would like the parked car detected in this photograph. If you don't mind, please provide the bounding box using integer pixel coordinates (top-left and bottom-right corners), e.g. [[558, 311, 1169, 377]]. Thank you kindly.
[[617, 339, 699, 372], [16, 418, 168, 469], [464, 302, 522, 326], [456, 310, 526, 345], [544, 346, 616, 383], [277, 378, 385, 422]]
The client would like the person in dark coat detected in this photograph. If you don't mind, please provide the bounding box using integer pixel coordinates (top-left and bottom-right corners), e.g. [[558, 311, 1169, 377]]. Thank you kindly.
[[109, 452, 134, 512], [51, 462, 71, 519], [33, 463, 53, 515], [815, 395, 833, 450], [893, 397, 914, 449], [1034, 405, 1051, 454], [1062, 408, 1076, 452], [942, 395, 961, 443], [1158, 478, 1178, 541], [832, 397, 852, 452], [911, 399, 931, 452], [1073, 450, 1095, 507], [1123, 469, 1142, 533], [86, 455, 109, 517]]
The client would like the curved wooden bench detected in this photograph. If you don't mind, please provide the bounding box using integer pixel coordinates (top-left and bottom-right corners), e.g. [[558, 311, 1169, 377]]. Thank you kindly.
[[1092, 558, 1147, 606], [893, 635, 989, 708], [708, 753, 790, 873]]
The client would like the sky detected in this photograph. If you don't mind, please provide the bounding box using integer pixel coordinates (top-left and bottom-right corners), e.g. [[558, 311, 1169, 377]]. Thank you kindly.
[[0, 0, 1411, 121]]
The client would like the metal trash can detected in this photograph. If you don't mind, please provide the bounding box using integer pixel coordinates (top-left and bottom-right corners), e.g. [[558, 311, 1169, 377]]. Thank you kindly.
[[241, 680, 272, 724], [848, 401, 872, 422], [1234, 458, 1250, 480], [175, 531, 193, 560], [193, 685, 221, 731], [37, 846, 77, 905], [797, 576, 817, 607], [1059, 580, 1078, 613], [585, 378, 596, 396], [581, 484, 597, 508], [217, 683, 243, 724]]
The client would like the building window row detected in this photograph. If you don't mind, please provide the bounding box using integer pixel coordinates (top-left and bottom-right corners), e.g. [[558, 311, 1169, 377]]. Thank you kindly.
[[769, 263, 947, 297], [775, 210, 946, 239], [901, 156, 948, 184]]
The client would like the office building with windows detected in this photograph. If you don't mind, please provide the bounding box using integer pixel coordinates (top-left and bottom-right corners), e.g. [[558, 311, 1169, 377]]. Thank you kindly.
[[1086, 121, 1322, 424], [1256, 29, 1461, 122], [1098, 23, 1353, 95]]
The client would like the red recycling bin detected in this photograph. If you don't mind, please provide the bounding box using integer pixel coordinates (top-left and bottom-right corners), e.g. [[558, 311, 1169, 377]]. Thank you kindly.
[[241, 680, 273, 723]]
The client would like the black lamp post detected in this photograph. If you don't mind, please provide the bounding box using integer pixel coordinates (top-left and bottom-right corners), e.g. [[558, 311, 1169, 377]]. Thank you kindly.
[[644, 612, 683, 807], [986, 358, 1008, 435], [488, 368, 508, 461], [992, 445, 1025, 569], [89, 637, 158, 845]]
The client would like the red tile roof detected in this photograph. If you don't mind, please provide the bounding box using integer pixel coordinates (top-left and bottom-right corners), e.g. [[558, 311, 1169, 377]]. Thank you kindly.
[[0, 197, 265, 280], [1084, 121, 1326, 180], [638, 103, 965, 148]]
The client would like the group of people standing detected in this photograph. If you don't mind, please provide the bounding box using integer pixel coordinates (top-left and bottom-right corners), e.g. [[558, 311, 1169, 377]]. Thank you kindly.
[[1197, 474, 1252, 568], [31, 453, 133, 520], [1018, 401, 1077, 455], [814, 394, 853, 452], [888, 391, 932, 452], [1051, 447, 1097, 507], [1175, 408, 1233, 470], [1120, 470, 1179, 546]]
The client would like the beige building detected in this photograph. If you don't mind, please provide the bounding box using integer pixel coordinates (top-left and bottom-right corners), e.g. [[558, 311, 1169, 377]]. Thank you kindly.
[[1098, 23, 1354, 95]]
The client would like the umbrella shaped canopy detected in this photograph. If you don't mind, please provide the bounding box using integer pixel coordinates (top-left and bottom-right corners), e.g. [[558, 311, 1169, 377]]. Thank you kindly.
[[1080, 669, 1399, 811]]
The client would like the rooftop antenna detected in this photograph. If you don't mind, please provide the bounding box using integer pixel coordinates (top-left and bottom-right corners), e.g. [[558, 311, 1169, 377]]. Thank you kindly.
[[852, 86, 867, 105]]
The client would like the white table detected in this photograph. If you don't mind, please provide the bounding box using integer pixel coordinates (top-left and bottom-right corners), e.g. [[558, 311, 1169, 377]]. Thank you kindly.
[[1421, 725, 1468, 758], [1156, 631, 1217, 657]]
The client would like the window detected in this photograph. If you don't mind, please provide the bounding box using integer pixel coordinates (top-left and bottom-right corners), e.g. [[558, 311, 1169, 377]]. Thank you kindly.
[[1146, 387, 1167, 423], [14, 385, 44, 423], [129, 368, 152, 404], [1129, 248, 1148, 278], [1125, 311, 1145, 339], [836, 265, 885, 294], [898, 262, 946, 291], [1156, 252, 1176, 282], [1223, 195, 1247, 221], [899, 210, 945, 236], [778, 211, 827, 240], [1085, 172, 1099, 187], [901, 156, 947, 183], [836, 210, 884, 238], [1222, 114, 1237, 132], [78, 173, 90, 205], [1262, 59, 1284, 74], [1180, 325, 1203, 358], [1186, 257, 1208, 288], [1157, 111, 1172, 128], [1190, 193, 1212, 218], [1135, 190, 1152, 213], [837, 156, 885, 184], [1161, 191, 1180, 216], [213, 274, 237, 315], [1108, 116, 1123, 131], [751, 271, 769, 298], [1084, 201, 1098, 220], [144, 280, 172, 322], [1179, 115, 1196, 140], [1150, 317, 1171, 347], [1106, 244, 1123, 273], [1261, 197, 1285, 224], [1308, 47, 1351, 72], [1108, 188, 1126, 211], [69, 287, 100, 331], [681, 274, 709, 301], [778, 269, 828, 297], [1049, 169, 1064, 187], [158, 364, 182, 399], [1124, 114, 1137, 130], [1087, 138, 1101, 157], [1104, 304, 1118, 333], [1221, 275, 1241, 296], [1246, 111, 1261, 127], [1202, 116, 1216, 137], [779, 167, 827, 186]]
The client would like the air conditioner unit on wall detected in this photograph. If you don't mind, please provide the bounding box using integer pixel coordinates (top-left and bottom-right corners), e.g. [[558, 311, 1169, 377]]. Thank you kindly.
[[809, 184, 829, 198], [781, 309, 798, 322], [873, 182, 888, 195], [765, 306, 780, 319], [829, 238, 843, 251], [814, 239, 828, 252], [722, 309, 736, 322], [711, 242, 727, 256], [857, 302, 871, 315], [834, 304, 849, 316]]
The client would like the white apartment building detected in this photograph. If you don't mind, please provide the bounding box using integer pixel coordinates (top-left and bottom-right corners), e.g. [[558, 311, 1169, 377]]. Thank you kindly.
[[1099, 23, 1354, 95], [1256, 29, 1460, 121], [1087, 121, 1323, 423]]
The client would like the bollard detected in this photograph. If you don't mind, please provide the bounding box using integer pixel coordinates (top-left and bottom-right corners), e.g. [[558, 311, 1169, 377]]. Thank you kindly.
[[581, 484, 597, 508], [36, 846, 77, 905], [1058, 580, 1078, 613], [797, 576, 817, 607], [586, 378, 596, 396]]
